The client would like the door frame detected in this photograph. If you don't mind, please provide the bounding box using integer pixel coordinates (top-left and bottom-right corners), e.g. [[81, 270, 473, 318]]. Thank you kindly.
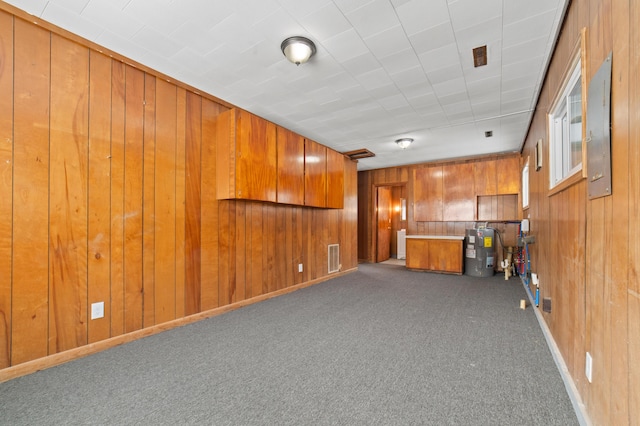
[[373, 182, 407, 263]]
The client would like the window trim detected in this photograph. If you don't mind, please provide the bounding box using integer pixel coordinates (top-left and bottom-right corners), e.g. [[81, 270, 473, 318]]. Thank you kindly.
[[547, 28, 588, 196]]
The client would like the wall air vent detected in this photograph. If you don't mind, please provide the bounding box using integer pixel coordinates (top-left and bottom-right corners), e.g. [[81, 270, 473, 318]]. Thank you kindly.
[[342, 148, 375, 160], [473, 45, 487, 67], [328, 244, 340, 274]]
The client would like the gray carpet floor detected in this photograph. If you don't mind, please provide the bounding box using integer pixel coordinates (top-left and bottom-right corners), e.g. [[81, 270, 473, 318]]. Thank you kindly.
[[0, 263, 578, 425]]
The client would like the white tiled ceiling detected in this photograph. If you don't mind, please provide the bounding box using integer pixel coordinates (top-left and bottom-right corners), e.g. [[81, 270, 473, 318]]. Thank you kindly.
[[4, 0, 569, 170]]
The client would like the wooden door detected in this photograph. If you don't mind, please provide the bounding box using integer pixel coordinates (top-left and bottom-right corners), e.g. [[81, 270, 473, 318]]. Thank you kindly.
[[376, 186, 392, 262]]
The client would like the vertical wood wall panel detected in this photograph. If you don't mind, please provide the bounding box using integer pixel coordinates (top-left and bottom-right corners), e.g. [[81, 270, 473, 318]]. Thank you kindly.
[[0, 10, 13, 368], [200, 99, 222, 311], [109, 61, 126, 337], [519, 0, 638, 423], [1, 8, 359, 379], [48, 34, 89, 355], [87, 50, 112, 344], [142, 74, 156, 328], [249, 203, 263, 298], [185, 92, 202, 315], [234, 202, 246, 302], [123, 66, 145, 333], [175, 88, 187, 319], [629, 0, 640, 418], [609, 0, 629, 422], [154, 80, 177, 324], [11, 19, 50, 364]]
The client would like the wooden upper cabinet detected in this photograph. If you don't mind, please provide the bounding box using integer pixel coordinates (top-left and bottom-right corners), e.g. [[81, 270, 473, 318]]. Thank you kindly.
[[326, 148, 344, 209], [215, 108, 277, 202], [413, 166, 443, 221], [474, 159, 497, 196], [496, 155, 520, 194], [443, 162, 475, 221], [276, 126, 304, 205], [304, 139, 327, 207]]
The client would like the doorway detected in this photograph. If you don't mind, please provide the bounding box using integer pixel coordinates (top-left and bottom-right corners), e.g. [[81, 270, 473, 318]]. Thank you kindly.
[[375, 184, 407, 263]]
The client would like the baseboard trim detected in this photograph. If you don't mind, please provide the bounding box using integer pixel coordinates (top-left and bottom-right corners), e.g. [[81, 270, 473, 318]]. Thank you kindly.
[[522, 279, 591, 426], [0, 267, 358, 383]]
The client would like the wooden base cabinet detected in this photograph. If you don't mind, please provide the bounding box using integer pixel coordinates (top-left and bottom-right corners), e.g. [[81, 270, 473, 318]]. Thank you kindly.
[[405, 236, 464, 275]]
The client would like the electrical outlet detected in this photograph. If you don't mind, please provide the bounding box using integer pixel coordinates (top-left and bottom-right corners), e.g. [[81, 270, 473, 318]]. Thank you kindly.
[[585, 352, 593, 383], [298, 263, 303, 273], [91, 302, 104, 320]]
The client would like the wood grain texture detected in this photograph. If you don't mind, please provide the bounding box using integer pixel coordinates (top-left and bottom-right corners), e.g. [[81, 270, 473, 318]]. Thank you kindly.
[[48, 35, 89, 355], [304, 139, 327, 207], [376, 187, 391, 262], [154, 79, 177, 324], [413, 166, 443, 221], [326, 149, 344, 209], [496, 156, 520, 194], [142, 74, 156, 328], [175, 88, 187, 319], [443, 162, 475, 221], [474, 159, 497, 196], [110, 60, 126, 337], [236, 111, 277, 202], [609, 0, 629, 422], [12, 19, 50, 364], [87, 51, 112, 344], [405, 238, 463, 274], [185, 92, 202, 315], [0, 8, 359, 378], [123, 66, 144, 333], [629, 0, 640, 418], [200, 99, 223, 311], [276, 126, 304, 205], [0, 10, 13, 368]]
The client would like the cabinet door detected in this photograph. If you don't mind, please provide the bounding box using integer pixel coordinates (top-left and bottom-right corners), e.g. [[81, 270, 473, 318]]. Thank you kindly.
[[276, 126, 304, 205], [474, 159, 497, 196], [443, 162, 475, 221], [326, 148, 344, 209], [235, 110, 276, 202], [215, 108, 277, 202], [496, 156, 520, 194], [304, 139, 327, 207], [413, 166, 443, 221], [430, 240, 463, 273]]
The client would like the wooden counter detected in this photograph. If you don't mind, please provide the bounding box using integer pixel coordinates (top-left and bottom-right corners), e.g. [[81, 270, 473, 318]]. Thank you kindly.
[[405, 235, 464, 274]]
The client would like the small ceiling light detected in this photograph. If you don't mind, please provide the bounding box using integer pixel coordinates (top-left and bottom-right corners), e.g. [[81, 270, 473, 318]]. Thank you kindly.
[[395, 138, 413, 149], [281, 36, 317, 65]]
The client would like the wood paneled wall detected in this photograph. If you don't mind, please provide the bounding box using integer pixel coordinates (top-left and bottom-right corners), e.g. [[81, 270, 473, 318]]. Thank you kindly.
[[521, 0, 639, 423], [0, 9, 357, 371], [358, 155, 520, 264]]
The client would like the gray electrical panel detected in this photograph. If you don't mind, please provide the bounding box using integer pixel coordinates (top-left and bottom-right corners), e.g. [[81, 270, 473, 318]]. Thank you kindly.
[[587, 51, 612, 200]]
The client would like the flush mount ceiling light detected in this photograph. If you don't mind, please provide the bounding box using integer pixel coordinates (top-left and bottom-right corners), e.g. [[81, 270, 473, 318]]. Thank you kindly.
[[281, 36, 317, 65], [395, 138, 413, 149]]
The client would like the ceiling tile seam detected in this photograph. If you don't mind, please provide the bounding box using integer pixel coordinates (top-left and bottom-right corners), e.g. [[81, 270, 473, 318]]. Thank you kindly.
[[445, 0, 486, 129], [381, 1, 451, 131], [292, 1, 424, 135]]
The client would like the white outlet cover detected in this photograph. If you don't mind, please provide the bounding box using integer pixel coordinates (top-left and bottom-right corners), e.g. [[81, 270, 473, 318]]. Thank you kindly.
[[298, 263, 303, 273], [91, 301, 104, 320], [585, 352, 593, 383]]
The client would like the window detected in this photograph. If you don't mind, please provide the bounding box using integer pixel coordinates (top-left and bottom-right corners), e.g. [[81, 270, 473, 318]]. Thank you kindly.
[[549, 57, 583, 188]]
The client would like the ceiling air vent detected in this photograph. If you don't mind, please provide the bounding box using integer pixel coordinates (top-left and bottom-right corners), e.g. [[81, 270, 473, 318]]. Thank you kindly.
[[473, 45, 487, 68], [342, 148, 375, 160]]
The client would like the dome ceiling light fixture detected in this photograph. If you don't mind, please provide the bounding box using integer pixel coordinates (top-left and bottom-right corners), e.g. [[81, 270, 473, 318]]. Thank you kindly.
[[281, 36, 317, 65], [395, 138, 414, 149]]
